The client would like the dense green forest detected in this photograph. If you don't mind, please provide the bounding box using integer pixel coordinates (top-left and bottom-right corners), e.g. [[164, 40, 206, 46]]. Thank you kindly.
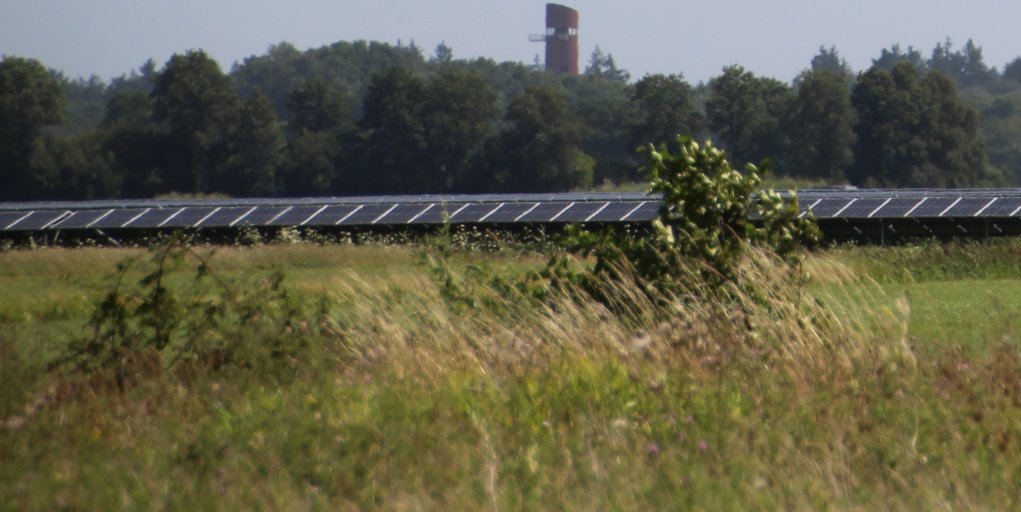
[[2, 38, 1020, 200]]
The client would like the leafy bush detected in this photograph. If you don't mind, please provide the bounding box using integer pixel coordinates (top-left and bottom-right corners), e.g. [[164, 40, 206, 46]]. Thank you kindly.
[[425, 137, 820, 322], [557, 137, 819, 303], [60, 235, 323, 388]]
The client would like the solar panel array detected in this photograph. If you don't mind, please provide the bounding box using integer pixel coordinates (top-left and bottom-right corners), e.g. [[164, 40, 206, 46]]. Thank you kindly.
[[793, 193, 1021, 219], [5, 189, 1021, 240], [0, 193, 661, 232]]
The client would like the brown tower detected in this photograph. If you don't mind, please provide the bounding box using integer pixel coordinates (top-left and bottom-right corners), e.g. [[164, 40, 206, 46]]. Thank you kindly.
[[541, 4, 579, 75]]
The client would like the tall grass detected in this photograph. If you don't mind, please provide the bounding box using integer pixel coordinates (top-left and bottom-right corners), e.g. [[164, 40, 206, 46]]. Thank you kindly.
[[1, 243, 1020, 509]]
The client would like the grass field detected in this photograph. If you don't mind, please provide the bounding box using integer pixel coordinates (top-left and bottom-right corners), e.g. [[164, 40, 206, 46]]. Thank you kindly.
[[3, 239, 1021, 509]]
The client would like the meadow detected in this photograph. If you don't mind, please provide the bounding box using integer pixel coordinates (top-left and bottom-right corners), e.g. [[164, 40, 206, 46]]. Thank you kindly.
[[3, 238, 1021, 510]]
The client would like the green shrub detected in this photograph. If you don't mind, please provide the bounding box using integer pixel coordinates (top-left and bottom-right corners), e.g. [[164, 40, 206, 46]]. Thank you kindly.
[[425, 137, 820, 322], [543, 138, 819, 308], [60, 235, 323, 388]]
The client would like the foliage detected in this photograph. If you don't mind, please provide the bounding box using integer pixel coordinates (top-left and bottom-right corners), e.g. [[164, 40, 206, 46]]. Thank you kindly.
[[7, 242, 1021, 508], [810, 45, 853, 77], [1004, 58, 1021, 82], [100, 91, 165, 197], [421, 67, 500, 192], [60, 235, 321, 389], [705, 66, 792, 168], [850, 62, 987, 187], [563, 138, 819, 299], [151, 50, 243, 194], [285, 78, 351, 134], [928, 38, 997, 88], [12, 238, 1021, 508], [0, 56, 65, 200], [435, 138, 821, 313], [354, 66, 430, 193], [871, 43, 927, 71], [564, 70, 639, 184], [784, 69, 857, 181], [494, 85, 594, 192], [222, 91, 285, 196], [53, 74, 107, 137], [631, 74, 702, 154], [584, 46, 630, 83], [431, 42, 454, 64], [16, 35, 1021, 200], [232, 40, 426, 119], [283, 129, 341, 195], [29, 132, 121, 199], [981, 93, 1021, 184], [281, 78, 351, 195]]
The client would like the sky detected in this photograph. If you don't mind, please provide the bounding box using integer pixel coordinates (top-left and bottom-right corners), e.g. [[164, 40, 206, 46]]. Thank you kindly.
[[2, 0, 1020, 84]]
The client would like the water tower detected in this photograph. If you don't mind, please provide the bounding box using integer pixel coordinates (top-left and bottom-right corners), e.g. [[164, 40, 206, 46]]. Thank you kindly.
[[529, 4, 579, 74]]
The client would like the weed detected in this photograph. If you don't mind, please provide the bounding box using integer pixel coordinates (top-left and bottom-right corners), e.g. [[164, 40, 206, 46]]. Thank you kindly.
[[58, 234, 324, 389]]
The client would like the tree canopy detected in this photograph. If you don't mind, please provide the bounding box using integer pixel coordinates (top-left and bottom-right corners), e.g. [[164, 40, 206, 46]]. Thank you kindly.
[[850, 62, 986, 187], [4, 36, 1021, 201], [0, 56, 65, 200], [706, 66, 792, 167]]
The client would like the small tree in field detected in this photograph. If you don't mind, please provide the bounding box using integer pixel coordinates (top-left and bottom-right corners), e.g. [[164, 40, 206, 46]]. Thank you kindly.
[[430, 137, 820, 314], [563, 137, 819, 300]]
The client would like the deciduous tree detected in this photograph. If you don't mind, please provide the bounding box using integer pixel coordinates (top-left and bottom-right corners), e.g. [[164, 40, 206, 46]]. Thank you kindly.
[[784, 69, 856, 181], [631, 74, 702, 152], [281, 78, 351, 195], [354, 66, 429, 193], [850, 62, 985, 187], [705, 66, 792, 166], [495, 85, 593, 192], [151, 50, 240, 193], [222, 91, 285, 196], [422, 67, 499, 192], [0, 56, 65, 200]]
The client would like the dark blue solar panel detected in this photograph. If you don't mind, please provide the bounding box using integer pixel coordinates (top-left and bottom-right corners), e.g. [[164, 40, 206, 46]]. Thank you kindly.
[[587, 201, 649, 222], [232, 206, 289, 227], [52, 209, 115, 229], [838, 198, 889, 218], [8, 210, 69, 230], [376, 203, 435, 224], [809, 199, 855, 218], [944, 197, 995, 217], [517, 202, 573, 223], [160, 207, 217, 228], [267, 206, 324, 226], [484, 202, 540, 223], [123, 208, 179, 228], [296, 205, 358, 226], [910, 197, 957, 217], [558, 202, 608, 222], [980, 198, 1021, 217], [0, 211, 25, 230], [338, 204, 394, 225], [624, 202, 660, 221], [798, 198, 820, 212], [409, 203, 462, 224], [19, 190, 1021, 237], [449, 203, 499, 223], [195, 207, 253, 227], [91, 209, 149, 229], [871, 197, 926, 218]]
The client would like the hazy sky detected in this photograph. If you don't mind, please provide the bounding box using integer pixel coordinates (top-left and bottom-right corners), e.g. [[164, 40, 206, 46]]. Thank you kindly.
[[2, 0, 1020, 84]]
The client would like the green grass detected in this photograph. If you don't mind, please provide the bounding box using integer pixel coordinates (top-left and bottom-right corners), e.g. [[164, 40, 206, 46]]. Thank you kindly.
[[3, 240, 1021, 509], [807, 239, 1021, 351]]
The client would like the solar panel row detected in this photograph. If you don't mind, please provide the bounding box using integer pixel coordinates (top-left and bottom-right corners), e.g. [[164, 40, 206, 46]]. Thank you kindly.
[[6, 191, 1021, 233], [0, 200, 662, 232], [798, 196, 1021, 219]]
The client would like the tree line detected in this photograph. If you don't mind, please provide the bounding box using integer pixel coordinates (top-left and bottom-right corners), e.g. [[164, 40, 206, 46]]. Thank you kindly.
[[1, 38, 1019, 201]]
